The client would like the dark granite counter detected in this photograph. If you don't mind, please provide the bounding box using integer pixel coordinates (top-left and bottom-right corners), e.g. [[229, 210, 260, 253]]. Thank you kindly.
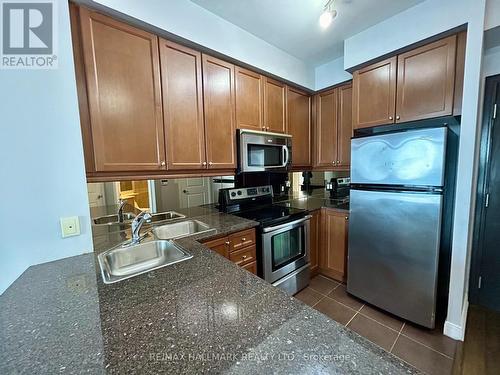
[[274, 188, 350, 213], [1, 209, 417, 374]]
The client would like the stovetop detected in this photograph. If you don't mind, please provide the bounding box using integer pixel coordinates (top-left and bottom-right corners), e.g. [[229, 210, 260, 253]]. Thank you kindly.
[[230, 204, 307, 227]]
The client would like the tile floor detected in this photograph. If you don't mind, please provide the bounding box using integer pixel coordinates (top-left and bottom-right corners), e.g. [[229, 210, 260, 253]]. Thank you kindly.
[[295, 275, 458, 375]]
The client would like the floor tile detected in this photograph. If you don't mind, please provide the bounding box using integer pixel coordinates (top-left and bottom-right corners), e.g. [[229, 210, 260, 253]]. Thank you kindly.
[[347, 313, 399, 351], [392, 335, 453, 375], [309, 275, 339, 295], [359, 304, 404, 331], [402, 322, 457, 358], [328, 284, 364, 310], [294, 287, 323, 307], [314, 296, 356, 325]]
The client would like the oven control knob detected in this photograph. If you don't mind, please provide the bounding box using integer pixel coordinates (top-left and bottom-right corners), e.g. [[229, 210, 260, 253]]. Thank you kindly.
[[237, 190, 242, 196], [230, 192, 236, 197]]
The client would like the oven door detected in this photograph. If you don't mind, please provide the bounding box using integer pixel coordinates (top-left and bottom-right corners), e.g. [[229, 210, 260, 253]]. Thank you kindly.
[[239, 130, 291, 172], [261, 216, 311, 283]]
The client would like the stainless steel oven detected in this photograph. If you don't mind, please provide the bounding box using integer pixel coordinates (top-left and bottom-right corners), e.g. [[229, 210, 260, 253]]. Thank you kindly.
[[262, 215, 311, 294], [238, 129, 292, 172]]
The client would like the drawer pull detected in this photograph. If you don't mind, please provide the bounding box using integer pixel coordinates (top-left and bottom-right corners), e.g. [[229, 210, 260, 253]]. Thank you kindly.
[[225, 241, 230, 245], [242, 255, 247, 259], [242, 237, 246, 242]]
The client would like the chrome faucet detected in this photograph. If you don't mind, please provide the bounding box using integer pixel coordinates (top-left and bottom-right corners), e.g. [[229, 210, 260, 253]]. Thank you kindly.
[[131, 211, 152, 244], [117, 199, 127, 222]]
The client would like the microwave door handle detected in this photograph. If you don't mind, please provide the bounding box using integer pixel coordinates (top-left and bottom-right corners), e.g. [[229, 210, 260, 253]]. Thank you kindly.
[[282, 146, 289, 167]]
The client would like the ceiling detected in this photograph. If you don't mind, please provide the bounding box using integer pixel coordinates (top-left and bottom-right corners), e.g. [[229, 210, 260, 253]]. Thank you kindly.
[[190, 0, 425, 66]]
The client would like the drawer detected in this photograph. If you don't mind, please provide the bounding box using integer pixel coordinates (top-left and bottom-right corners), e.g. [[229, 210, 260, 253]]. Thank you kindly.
[[241, 261, 257, 275], [229, 245, 256, 266], [229, 228, 256, 252]]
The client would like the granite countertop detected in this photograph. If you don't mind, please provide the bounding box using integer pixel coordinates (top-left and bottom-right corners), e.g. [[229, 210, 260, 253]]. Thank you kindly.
[[274, 188, 350, 213], [0, 209, 417, 374]]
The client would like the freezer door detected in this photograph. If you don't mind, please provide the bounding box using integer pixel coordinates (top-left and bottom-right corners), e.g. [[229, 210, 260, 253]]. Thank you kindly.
[[347, 189, 443, 328], [351, 127, 447, 187]]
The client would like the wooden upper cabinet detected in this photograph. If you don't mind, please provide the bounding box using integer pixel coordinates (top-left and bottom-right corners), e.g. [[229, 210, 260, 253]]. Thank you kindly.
[[264, 77, 287, 133], [319, 209, 349, 282], [159, 40, 205, 170], [352, 57, 397, 130], [314, 89, 338, 168], [287, 87, 311, 167], [202, 55, 236, 170], [396, 35, 457, 123], [235, 67, 264, 131], [78, 8, 165, 172], [337, 84, 352, 168]]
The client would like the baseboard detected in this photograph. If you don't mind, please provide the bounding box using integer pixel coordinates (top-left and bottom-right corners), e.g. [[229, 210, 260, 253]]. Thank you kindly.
[[444, 299, 469, 341]]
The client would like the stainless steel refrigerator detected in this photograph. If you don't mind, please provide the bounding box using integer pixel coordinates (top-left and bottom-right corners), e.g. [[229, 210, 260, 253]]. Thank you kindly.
[[347, 125, 457, 328]]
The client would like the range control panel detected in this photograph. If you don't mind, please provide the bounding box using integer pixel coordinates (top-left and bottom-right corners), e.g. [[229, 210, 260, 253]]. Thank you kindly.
[[218, 185, 274, 208]]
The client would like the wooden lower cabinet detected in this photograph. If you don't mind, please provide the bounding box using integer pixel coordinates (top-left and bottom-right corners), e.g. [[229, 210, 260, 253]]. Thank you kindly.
[[202, 228, 257, 275], [318, 208, 349, 282], [309, 210, 321, 276]]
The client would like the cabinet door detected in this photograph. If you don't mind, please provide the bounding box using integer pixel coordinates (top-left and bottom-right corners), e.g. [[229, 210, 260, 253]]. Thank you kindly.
[[264, 78, 287, 133], [314, 89, 337, 168], [79, 8, 165, 172], [396, 35, 456, 123], [320, 209, 349, 282], [309, 210, 321, 276], [203, 236, 229, 259], [352, 57, 397, 129], [235, 67, 264, 131], [337, 84, 353, 168], [202, 55, 236, 170], [160, 40, 206, 170], [287, 87, 311, 168]]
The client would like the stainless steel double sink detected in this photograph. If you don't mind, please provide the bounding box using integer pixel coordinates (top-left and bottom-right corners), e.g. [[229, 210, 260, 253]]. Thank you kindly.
[[98, 219, 215, 284]]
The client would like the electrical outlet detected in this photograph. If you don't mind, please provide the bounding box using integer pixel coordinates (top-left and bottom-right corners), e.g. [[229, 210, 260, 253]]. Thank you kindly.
[[60, 216, 80, 238]]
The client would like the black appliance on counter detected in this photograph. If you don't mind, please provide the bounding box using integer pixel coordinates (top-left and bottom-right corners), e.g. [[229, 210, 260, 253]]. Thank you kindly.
[[218, 185, 311, 295], [326, 177, 351, 200]]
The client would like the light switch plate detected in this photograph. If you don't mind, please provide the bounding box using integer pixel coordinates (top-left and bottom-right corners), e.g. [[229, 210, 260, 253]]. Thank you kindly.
[[60, 216, 80, 238]]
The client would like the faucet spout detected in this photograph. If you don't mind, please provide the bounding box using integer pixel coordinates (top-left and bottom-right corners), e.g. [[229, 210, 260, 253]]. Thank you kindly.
[[117, 199, 127, 223], [131, 211, 152, 244]]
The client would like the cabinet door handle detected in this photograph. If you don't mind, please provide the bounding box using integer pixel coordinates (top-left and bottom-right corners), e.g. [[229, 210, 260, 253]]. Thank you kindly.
[[160, 161, 166, 167], [345, 216, 349, 221], [389, 116, 393, 120], [266, 127, 270, 131], [262, 127, 266, 131], [242, 255, 247, 259], [208, 161, 213, 166], [396, 115, 400, 120], [225, 241, 230, 245], [202, 161, 207, 166]]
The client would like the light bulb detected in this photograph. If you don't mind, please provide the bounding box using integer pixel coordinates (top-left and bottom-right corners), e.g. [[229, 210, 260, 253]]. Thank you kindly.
[[319, 9, 337, 29]]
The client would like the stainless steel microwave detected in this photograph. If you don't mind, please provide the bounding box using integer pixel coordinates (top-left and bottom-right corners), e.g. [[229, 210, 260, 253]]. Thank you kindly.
[[238, 129, 292, 172]]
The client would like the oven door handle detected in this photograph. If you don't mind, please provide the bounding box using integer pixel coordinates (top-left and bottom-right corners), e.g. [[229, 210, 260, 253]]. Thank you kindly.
[[262, 215, 312, 233], [282, 145, 290, 167]]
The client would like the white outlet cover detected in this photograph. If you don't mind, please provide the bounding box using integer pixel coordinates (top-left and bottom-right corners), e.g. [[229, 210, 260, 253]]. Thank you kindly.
[[60, 216, 81, 238]]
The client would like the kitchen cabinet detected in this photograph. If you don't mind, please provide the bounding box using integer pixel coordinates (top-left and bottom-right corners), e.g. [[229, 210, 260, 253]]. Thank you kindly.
[[337, 84, 353, 168], [353, 34, 460, 129], [202, 228, 257, 275], [235, 67, 264, 131], [264, 78, 287, 133], [313, 83, 352, 170], [202, 54, 237, 170], [78, 8, 165, 172], [287, 87, 312, 168], [159, 40, 205, 170], [314, 89, 338, 168], [319, 209, 349, 283], [309, 210, 321, 276], [396, 35, 457, 123], [352, 57, 397, 130]]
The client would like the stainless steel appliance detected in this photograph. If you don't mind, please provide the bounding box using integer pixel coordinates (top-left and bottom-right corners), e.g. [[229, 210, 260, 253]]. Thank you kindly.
[[326, 177, 351, 200], [347, 125, 457, 328], [218, 185, 311, 295], [238, 130, 292, 172]]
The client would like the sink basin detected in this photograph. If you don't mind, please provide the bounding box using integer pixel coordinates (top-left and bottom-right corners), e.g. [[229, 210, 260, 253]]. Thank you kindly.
[[98, 240, 192, 284], [152, 220, 215, 240], [149, 211, 186, 223], [93, 213, 136, 225]]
